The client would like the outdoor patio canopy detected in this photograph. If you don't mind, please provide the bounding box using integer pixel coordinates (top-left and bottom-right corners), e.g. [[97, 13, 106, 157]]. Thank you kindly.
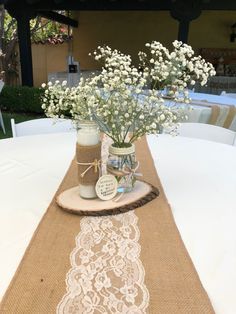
[[1, 0, 236, 86]]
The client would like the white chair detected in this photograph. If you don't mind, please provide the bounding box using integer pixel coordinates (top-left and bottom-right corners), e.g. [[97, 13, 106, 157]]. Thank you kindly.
[[186, 107, 211, 124], [234, 137, 236, 146], [0, 80, 6, 134], [178, 123, 236, 145], [11, 118, 76, 137], [0, 80, 3, 92]]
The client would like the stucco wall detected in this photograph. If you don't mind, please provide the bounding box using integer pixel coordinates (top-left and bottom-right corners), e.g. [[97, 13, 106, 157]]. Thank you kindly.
[[32, 43, 69, 86], [30, 10, 236, 85], [189, 11, 236, 50], [71, 10, 236, 69], [72, 11, 178, 69]]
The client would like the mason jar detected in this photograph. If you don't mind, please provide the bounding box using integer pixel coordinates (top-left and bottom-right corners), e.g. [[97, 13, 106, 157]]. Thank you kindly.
[[107, 143, 137, 193]]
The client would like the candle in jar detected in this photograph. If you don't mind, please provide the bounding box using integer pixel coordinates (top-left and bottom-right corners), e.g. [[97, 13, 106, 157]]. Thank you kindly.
[[77, 121, 100, 199], [77, 127, 100, 145]]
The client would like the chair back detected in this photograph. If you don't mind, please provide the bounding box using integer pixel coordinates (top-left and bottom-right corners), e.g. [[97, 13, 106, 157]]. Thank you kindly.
[[0, 80, 6, 134], [178, 122, 236, 145], [207, 105, 236, 131], [0, 80, 4, 93], [186, 101, 236, 131], [233, 137, 236, 146], [11, 118, 75, 137]]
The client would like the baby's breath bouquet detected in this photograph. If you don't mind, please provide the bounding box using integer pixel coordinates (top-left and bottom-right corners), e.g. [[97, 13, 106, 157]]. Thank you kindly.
[[84, 45, 186, 192], [41, 42, 214, 192], [86, 45, 182, 148], [41, 80, 93, 125], [139, 40, 216, 102]]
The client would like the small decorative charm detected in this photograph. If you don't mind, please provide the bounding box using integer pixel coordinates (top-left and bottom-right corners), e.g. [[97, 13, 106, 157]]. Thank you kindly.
[[95, 174, 118, 201]]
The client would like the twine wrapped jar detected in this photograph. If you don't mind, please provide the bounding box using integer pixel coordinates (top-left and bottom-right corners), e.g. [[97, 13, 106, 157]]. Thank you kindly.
[[107, 143, 137, 193], [77, 121, 101, 199]]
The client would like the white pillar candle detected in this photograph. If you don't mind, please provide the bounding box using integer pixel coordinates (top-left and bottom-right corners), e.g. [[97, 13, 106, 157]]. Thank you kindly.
[[77, 121, 100, 199], [77, 127, 100, 146]]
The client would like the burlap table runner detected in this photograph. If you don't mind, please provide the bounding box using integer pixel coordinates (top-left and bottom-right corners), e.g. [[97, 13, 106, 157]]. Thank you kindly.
[[0, 137, 214, 314]]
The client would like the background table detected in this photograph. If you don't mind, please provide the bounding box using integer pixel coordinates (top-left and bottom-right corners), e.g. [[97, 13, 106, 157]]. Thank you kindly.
[[194, 76, 236, 95], [176, 92, 236, 128], [189, 91, 236, 106], [0, 132, 236, 313]]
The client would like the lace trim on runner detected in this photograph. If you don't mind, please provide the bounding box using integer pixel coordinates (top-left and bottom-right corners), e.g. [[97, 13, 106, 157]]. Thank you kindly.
[[57, 212, 149, 313]]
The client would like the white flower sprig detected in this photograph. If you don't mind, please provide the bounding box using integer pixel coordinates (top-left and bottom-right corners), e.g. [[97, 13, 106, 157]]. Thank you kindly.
[[139, 40, 216, 102], [41, 79, 94, 123]]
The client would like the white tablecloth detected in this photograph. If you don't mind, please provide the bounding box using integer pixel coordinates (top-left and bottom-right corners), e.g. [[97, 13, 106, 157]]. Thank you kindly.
[[0, 133, 77, 298], [147, 134, 236, 314], [0, 133, 236, 314]]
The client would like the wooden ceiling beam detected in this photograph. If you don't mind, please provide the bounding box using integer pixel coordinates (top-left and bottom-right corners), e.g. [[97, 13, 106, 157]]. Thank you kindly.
[[37, 10, 78, 27], [3, 0, 236, 13], [26, 0, 41, 4], [4, 0, 172, 11]]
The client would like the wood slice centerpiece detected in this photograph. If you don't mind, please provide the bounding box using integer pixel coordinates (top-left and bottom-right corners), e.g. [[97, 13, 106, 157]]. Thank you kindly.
[[56, 180, 159, 216]]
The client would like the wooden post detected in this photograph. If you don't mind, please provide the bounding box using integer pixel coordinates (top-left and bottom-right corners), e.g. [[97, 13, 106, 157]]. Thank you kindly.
[[170, 0, 202, 44], [178, 20, 190, 43], [15, 12, 34, 86]]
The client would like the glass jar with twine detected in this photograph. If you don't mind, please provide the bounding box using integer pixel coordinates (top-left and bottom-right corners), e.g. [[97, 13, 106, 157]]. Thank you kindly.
[[107, 143, 140, 193]]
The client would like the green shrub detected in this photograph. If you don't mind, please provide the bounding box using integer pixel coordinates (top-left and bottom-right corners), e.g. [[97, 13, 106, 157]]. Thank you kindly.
[[0, 85, 44, 114]]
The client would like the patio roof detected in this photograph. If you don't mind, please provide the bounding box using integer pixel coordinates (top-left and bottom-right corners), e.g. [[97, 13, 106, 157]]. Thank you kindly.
[[2, 0, 236, 11], [1, 0, 236, 86]]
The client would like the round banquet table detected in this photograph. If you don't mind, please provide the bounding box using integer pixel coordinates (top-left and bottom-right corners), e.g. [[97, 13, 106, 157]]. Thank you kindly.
[[0, 132, 236, 314]]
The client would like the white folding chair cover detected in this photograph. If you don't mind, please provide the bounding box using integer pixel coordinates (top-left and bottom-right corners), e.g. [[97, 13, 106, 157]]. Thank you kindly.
[[11, 118, 75, 137], [234, 136, 236, 146], [229, 116, 236, 132], [215, 106, 230, 127], [178, 123, 236, 145], [0, 80, 6, 134], [0, 80, 4, 93], [186, 107, 211, 123], [186, 103, 236, 131]]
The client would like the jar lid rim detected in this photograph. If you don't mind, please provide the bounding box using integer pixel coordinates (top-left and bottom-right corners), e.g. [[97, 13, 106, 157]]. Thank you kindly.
[[109, 143, 135, 155], [79, 120, 98, 126]]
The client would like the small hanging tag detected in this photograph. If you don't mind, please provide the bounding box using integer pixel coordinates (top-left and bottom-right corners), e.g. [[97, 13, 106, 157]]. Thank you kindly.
[[95, 175, 118, 201]]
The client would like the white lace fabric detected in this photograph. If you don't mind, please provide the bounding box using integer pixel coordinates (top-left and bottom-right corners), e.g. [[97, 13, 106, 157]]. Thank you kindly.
[[57, 212, 149, 313]]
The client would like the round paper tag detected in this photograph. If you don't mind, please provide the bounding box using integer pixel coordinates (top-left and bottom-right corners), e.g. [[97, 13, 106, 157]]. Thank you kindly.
[[95, 175, 118, 201]]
